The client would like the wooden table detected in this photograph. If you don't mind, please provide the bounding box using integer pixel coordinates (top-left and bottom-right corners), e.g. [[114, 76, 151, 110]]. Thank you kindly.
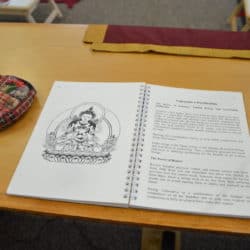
[[1, 23, 250, 238]]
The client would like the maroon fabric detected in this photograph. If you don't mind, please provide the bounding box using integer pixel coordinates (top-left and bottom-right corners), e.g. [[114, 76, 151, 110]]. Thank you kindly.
[[40, 0, 79, 8], [103, 25, 250, 50]]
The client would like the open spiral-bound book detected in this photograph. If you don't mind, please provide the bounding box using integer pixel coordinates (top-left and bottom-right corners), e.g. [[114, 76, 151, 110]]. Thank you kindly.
[[7, 81, 250, 217]]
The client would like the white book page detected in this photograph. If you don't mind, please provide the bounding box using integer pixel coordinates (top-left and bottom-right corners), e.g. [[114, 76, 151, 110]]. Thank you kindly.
[[7, 82, 145, 207], [131, 84, 250, 217]]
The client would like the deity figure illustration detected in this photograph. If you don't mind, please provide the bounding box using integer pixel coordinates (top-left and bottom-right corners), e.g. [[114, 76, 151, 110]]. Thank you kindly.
[[43, 103, 120, 164]]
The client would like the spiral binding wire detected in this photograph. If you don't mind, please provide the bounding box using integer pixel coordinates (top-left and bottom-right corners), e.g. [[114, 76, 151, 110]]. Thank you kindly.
[[123, 84, 151, 201]]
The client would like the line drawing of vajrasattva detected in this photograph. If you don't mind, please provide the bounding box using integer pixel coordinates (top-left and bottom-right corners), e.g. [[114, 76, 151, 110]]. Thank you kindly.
[[43, 102, 120, 164]]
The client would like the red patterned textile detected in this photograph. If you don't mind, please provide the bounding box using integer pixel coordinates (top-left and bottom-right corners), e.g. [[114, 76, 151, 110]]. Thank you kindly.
[[0, 75, 36, 130]]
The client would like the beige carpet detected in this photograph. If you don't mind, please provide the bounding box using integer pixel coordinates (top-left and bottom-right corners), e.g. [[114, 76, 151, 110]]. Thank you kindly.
[[1, 0, 236, 30]]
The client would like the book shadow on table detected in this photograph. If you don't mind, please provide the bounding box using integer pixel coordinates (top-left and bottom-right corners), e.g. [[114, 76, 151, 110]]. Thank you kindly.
[[1, 210, 250, 250]]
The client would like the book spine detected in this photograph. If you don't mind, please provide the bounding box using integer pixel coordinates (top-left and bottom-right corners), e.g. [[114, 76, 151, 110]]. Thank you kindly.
[[123, 84, 146, 200], [124, 85, 151, 201]]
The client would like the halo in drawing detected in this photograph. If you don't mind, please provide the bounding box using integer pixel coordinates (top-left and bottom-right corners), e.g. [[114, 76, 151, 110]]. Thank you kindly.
[[43, 102, 120, 164]]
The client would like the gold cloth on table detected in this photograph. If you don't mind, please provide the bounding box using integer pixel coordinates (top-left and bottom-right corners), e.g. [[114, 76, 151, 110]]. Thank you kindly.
[[84, 24, 250, 59]]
